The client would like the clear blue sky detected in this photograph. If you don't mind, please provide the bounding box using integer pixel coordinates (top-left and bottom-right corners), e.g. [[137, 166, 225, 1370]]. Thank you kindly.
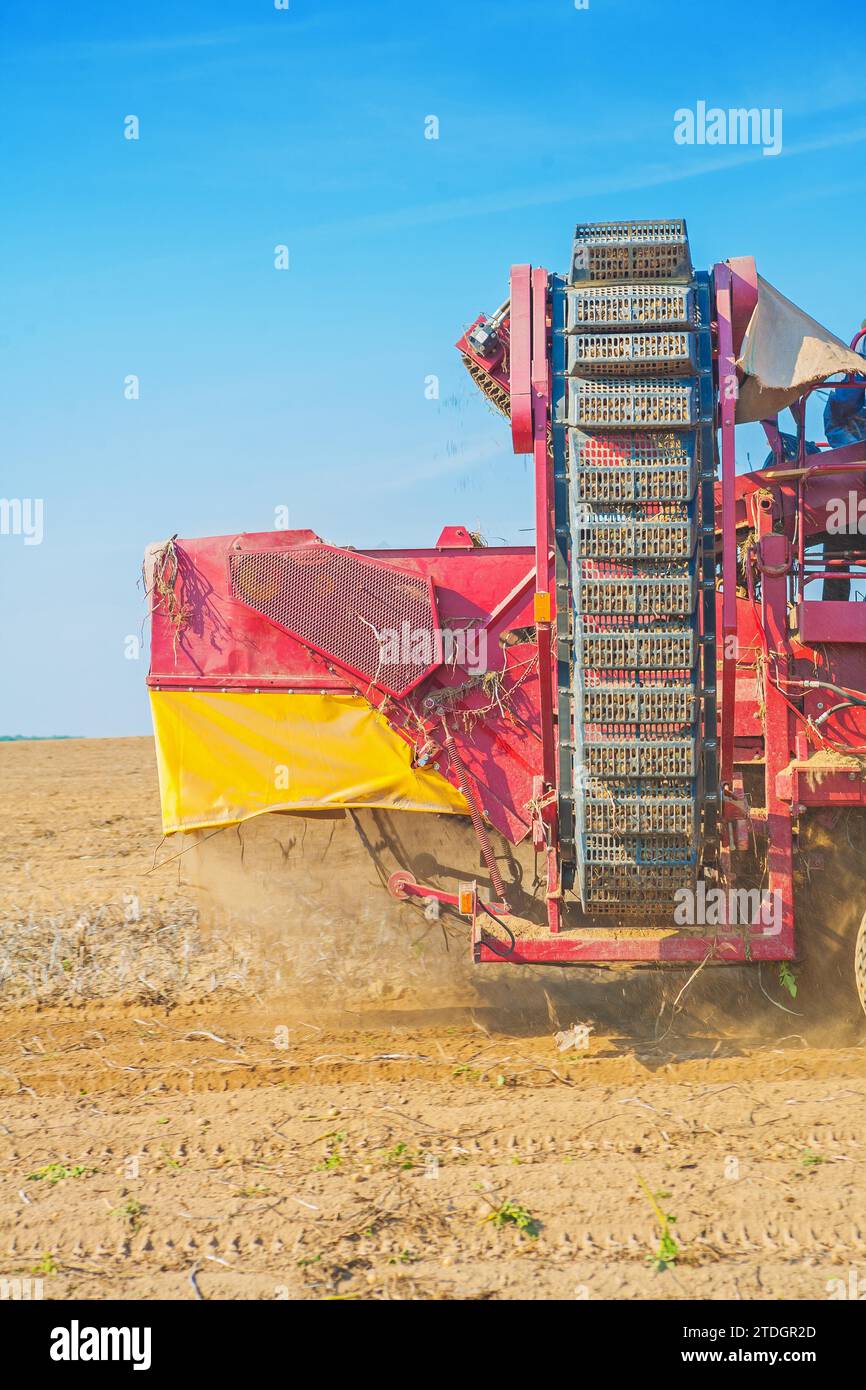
[[2, 0, 864, 736]]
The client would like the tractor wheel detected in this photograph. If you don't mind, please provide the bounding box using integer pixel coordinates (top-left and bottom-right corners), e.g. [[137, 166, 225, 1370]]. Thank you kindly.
[[856, 910, 866, 1020]]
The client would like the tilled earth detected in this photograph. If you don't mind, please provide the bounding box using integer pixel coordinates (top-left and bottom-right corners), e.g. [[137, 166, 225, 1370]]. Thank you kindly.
[[1, 737, 865, 1300]]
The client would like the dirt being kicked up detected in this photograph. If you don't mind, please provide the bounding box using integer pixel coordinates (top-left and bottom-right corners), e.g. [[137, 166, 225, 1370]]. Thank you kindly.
[[1, 736, 865, 1301]]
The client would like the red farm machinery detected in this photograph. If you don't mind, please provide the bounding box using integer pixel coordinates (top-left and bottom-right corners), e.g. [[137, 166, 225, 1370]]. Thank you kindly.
[[147, 219, 866, 1020]]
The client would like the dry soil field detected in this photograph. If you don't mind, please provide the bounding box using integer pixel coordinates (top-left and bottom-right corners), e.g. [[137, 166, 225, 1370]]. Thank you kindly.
[[1, 736, 865, 1300]]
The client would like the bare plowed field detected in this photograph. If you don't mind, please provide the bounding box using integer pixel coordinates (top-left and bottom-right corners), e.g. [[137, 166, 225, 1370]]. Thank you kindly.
[[1, 737, 864, 1300]]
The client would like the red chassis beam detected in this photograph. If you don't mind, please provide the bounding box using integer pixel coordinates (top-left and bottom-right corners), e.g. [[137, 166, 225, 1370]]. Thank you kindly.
[[474, 926, 795, 964], [510, 263, 561, 933], [713, 261, 746, 796]]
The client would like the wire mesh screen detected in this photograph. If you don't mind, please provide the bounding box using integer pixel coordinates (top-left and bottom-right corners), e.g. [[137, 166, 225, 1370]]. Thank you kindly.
[[229, 546, 439, 696]]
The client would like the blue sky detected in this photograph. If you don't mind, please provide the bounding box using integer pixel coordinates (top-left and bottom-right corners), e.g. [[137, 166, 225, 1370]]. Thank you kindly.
[[2, 0, 865, 735]]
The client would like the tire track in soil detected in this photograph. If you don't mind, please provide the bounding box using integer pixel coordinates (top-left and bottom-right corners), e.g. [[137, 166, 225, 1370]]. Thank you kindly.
[[2, 737, 866, 1300], [1, 1009, 864, 1301]]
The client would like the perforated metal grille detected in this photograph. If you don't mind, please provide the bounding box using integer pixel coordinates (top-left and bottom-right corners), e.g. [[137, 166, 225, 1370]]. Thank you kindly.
[[567, 378, 697, 427], [578, 626, 695, 670], [566, 285, 695, 331], [570, 221, 693, 286], [568, 429, 698, 504], [582, 684, 696, 726], [582, 738, 696, 779], [229, 546, 439, 696], [569, 428, 696, 470], [571, 464, 696, 503], [575, 567, 695, 616], [581, 833, 696, 866], [580, 864, 696, 913], [567, 331, 697, 375], [574, 219, 688, 245], [575, 505, 694, 559], [582, 780, 696, 836]]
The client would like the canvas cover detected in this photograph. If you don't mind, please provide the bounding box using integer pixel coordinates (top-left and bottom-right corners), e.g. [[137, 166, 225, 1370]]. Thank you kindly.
[[736, 276, 865, 424], [150, 689, 467, 834]]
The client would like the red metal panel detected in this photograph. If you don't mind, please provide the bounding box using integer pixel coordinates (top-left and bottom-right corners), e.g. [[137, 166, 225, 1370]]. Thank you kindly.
[[802, 476, 866, 535], [530, 266, 548, 396], [149, 531, 537, 690], [529, 265, 560, 927], [384, 643, 541, 844], [802, 686, 866, 748], [778, 764, 866, 807], [798, 601, 866, 645], [435, 526, 474, 549], [530, 268, 556, 795], [509, 264, 533, 454], [714, 263, 738, 792], [757, 499, 796, 948], [726, 255, 758, 354]]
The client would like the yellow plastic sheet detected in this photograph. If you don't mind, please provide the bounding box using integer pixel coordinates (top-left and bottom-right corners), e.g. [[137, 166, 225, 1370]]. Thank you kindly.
[[149, 689, 468, 834]]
